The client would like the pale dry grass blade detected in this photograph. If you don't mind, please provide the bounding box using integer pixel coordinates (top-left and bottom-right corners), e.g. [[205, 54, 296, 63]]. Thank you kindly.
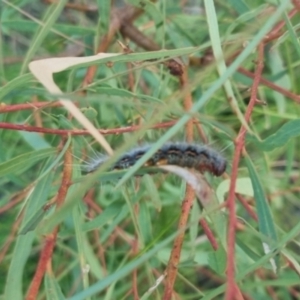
[[29, 54, 120, 155]]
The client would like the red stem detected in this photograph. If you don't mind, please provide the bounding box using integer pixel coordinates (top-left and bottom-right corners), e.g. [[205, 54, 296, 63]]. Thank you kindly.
[[238, 67, 300, 104], [199, 218, 219, 250], [0, 101, 62, 113], [0, 120, 177, 136], [25, 142, 72, 300], [163, 67, 196, 299], [225, 42, 264, 300]]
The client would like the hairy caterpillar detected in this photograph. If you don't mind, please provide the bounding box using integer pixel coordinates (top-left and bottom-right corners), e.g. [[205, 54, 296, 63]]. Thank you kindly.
[[84, 143, 227, 177]]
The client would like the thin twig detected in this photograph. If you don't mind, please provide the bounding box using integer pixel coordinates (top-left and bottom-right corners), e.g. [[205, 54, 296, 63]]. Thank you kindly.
[[0, 120, 178, 136], [0, 101, 62, 113], [82, 5, 143, 87], [263, 8, 298, 43], [199, 218, 218, 250], [0, 184, 34, 214], [236, 194, 258, 221], [163, 67, 198, 299], [225, 42, 264, 300], [163, 186, 195, 300], [238, 67, 300, 104]]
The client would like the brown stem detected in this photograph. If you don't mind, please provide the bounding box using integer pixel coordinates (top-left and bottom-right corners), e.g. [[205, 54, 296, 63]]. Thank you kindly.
[[163, 186, 195, 299], [120, 23, 160, 51], [82, 5, 144, 87]]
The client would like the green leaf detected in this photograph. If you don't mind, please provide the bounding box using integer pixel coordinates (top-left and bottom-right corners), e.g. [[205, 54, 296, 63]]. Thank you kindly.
[[208, 247, 227, 275], [21, 0, 69, 74], [216, 177, 254, 203], [204, 0, 249, 132], [99, 204, 130, 243], [142, 174, 162, 211], [0, 73, 35, 100], [283, 13, 300, 58], [0, 148, 56, 177], [97, 87, 163, 103], [81, 202, 124, 232], [236, 236, 261, 263], [4, 233, 36, 300], [72, 204, 90, 292], [80, 107, 98, 121], [45, 273, 66, 300], [1, 20, 95, 35], [19, 205, 49, 235], [225, 4, 268, 38], [19, 137, 71, 234], [127, 0, 163, 27], [247, 119, 300, 151], [245, 156, 278, 263], [82, 234, 104, 280], [4, 159, 55, 300], [19, 131, 51, 150], [138, 200, 153, 245], [227, 0, 249, 14], [98, 0, 111, 32]]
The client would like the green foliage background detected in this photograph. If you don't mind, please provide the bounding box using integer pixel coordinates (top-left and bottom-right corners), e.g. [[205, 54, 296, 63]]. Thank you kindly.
[[1, 0, 300, 299]]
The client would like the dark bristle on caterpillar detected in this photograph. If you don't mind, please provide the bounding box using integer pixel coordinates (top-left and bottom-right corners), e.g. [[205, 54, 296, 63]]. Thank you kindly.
[[84, 143, 227, 177]]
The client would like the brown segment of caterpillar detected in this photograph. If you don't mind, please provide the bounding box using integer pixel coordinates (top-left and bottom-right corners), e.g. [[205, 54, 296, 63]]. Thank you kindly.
[[83, 142, 227, 177]]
